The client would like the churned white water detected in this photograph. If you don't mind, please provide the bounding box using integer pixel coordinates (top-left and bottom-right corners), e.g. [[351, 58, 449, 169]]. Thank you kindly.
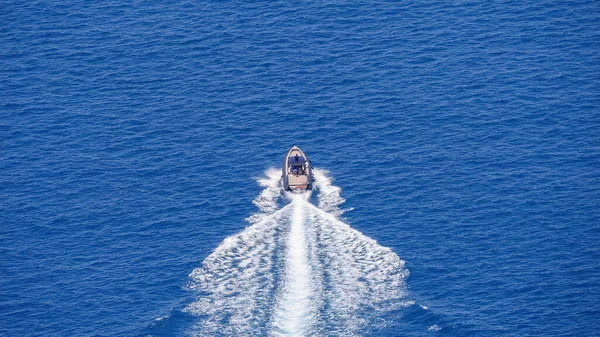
[[186, 169, 410, 336], [270, 194, 316, 336]]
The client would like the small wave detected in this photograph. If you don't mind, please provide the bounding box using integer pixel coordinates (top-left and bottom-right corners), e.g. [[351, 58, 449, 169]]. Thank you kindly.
[[428, 324, 441, 331]]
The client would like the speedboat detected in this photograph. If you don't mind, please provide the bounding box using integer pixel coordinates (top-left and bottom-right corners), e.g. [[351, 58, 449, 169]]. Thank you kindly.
[[282, 146, 313, 191]]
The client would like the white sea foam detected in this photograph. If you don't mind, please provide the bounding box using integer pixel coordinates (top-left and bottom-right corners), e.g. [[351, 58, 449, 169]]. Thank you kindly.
[[428, 324, 441, 331], [312, 168, 352, 216], [186, 169, 409, 336], [270, 195, 318, 336], [249, 168, 284, 217], [185, 170, 286, 336]]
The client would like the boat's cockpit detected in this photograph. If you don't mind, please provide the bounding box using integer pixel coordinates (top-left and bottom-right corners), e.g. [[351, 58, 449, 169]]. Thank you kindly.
[[288, 154, 307, 176]]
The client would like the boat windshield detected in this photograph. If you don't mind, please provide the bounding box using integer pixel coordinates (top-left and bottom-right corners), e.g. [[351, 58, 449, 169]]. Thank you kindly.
[[290, 155, 306, 165]]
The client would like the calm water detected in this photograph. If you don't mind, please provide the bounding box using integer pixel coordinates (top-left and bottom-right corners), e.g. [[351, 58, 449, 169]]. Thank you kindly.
[[1, 1, 599, 336]]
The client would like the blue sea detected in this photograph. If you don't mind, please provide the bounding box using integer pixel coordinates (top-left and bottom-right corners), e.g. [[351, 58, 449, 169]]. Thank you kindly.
[[1, 1, 599, 336]]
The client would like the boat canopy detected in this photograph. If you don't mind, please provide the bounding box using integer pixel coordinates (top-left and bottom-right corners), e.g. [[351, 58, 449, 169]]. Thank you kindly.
[[289, 156, 306, 165]]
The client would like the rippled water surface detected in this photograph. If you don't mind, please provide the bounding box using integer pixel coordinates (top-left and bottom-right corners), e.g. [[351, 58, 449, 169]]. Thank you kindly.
[[1, 1, 599, 336]]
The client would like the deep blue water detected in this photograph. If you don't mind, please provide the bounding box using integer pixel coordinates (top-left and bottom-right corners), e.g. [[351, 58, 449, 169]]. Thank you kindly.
[[2, 1, 599, 336]]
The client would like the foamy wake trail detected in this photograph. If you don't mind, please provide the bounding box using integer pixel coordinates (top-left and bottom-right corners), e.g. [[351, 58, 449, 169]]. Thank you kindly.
[[186, 169, 410, 336], [270, 194, 319, 336]]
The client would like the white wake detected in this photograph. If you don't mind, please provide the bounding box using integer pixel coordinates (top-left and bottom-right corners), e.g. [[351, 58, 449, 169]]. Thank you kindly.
[[186, 168, 410, 336], [270, 194, 318, 336]]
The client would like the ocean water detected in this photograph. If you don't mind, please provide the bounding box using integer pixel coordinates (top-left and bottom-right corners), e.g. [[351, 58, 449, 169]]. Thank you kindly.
[[1, 1, 599, 336]]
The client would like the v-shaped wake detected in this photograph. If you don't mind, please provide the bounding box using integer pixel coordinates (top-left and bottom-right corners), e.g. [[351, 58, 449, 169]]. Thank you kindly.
[[185, 169, 410, 336]]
